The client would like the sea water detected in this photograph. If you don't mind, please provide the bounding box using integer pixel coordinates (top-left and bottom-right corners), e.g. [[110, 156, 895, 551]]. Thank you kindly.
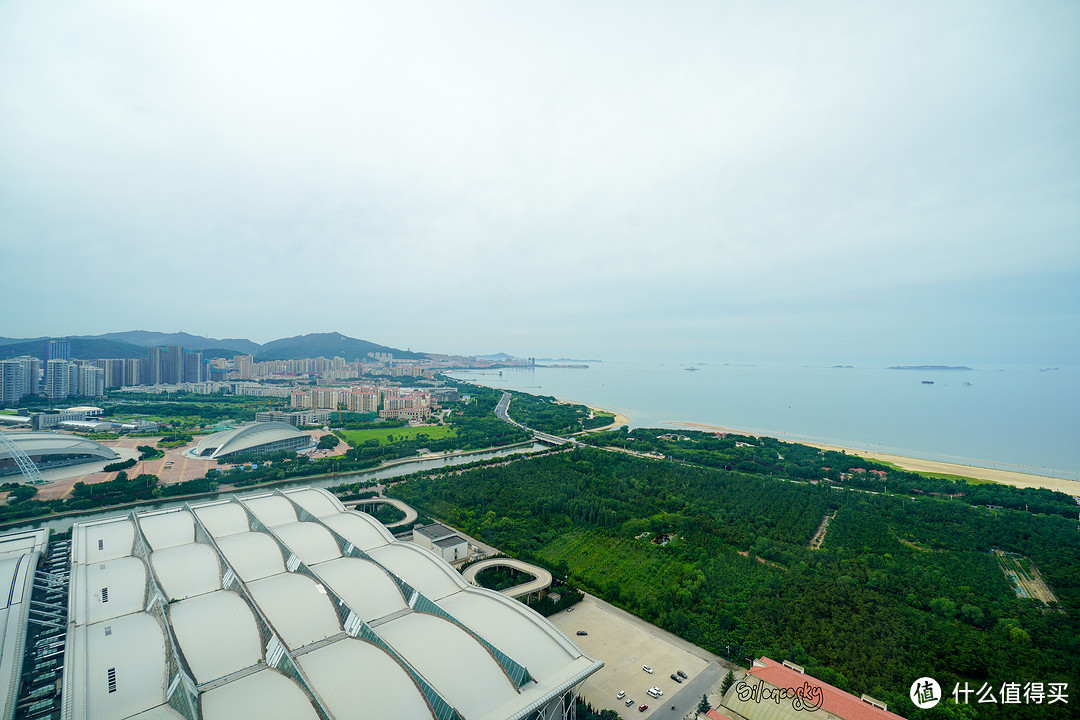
[[451, 360, 1080, 483]]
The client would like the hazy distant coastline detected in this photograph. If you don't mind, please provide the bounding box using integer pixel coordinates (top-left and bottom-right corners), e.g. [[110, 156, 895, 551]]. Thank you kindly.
[[887, 365, 973, 371]]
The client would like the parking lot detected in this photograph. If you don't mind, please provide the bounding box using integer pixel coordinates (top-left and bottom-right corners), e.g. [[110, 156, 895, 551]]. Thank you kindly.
[[549, 595, 722, 719]]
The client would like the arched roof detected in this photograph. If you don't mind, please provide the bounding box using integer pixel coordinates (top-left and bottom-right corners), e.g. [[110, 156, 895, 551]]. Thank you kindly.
[[65, 486, 605, 720], [297, 640, 434, 720], [0, 431, 119, 463], [194, 422, 311, 459], [170, 591, 263, 684]]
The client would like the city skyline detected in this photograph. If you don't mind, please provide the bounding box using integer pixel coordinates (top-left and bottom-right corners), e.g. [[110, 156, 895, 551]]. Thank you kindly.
[[2, 2, 1078, 365]]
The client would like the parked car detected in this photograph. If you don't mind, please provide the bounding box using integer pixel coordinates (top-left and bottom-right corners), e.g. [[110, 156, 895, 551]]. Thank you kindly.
[[647, 689, 660, 698], [676, 670, 687, 679], [625, 699, 635, 707], [670, 673, 683, 683], [638, 704, 648, 712], [617, 691, 625, 699], [642, 665, 653, 673], [576, 631, 587, 636], [650, 686, 664, 696]]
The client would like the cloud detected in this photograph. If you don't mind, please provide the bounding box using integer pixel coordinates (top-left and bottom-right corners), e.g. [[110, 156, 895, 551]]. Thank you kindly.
[[1, 1, 1077, 361]]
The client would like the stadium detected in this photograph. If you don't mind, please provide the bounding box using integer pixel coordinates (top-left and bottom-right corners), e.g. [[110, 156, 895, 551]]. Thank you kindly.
[[0, 432, 120, 478], [60, 487, 603, 719], [193, 422, 315, 461]]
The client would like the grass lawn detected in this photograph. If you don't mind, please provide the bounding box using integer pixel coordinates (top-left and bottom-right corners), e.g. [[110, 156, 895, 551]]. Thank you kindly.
[[338, 425, 456, 447]]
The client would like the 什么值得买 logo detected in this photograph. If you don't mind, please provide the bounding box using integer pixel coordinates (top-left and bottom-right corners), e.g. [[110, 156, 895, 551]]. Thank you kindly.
[[734, 678, 824, 711]]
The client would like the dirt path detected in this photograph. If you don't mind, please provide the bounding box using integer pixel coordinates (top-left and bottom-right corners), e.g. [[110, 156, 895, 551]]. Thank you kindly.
[[808, 511, 836, 550]]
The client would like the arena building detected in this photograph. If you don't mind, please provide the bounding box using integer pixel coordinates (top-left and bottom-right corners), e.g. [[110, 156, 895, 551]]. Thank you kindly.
[[193, 422, 314, 461], [0, 432, 120, 478], [62, 487, 602, 719]]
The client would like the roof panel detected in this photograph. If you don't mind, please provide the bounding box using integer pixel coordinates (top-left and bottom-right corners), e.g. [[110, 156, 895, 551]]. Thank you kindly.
[[77, 612, 168, 720], [378, 613, 518, 718], [201, 668, 320, 720], [216, 533, 285, 582], [74, 519, 135, 565], [170, 591, 263, 684], [272, 522, 341, 566], [193, 502, 250, 538], [72, 557, 146, 626], [311, 557, 407, 623], [139, 511, 195, 551], [439, 589, 577, 679], [246, 573, 341, 649], [282, 487, 344, 518], [320, 512, 392, 551], [151, 544, 220, 601], [367, 543, 465, 600], [298, 639, 434, 720], [243, 496, 298, 527]]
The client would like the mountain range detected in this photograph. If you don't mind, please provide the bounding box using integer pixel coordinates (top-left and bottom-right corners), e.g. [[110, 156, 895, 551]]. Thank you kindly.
[[0, 331, 426, 363]]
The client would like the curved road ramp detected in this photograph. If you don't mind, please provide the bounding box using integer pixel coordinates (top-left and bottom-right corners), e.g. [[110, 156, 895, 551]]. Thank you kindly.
[[344, 498, 418, 530], [462, 558, 553, 599]]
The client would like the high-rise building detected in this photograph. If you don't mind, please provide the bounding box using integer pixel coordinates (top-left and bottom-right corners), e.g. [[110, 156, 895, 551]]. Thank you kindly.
[[78, 365, 105, 398], [44, 339, 71, 363], [234, 354, 254, 380], [94, 359, 125, 389], [183, 351, 203, 383], [122, 358, 142, 386], [0, 356, 40, 404], [1, 361, 24, 405], [165, 345, 184, 384], [45, 359, 70, 400], [145, 347, 165, 385]]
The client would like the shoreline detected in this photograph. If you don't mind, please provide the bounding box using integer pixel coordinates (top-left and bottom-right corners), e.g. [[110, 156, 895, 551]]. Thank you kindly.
[[664, 421, 1079, 496]]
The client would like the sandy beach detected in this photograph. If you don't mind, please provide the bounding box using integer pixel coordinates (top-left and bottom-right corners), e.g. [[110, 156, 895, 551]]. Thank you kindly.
[[553, 399, 631, 431], [665, 421, 1080, 497]]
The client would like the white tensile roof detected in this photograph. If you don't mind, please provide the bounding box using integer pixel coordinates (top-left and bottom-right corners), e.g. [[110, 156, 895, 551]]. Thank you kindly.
[[193, 422, 311, 460], [0, 529, 48, 720], [0, 431, 120, 463], [62, 486, 602, 720]]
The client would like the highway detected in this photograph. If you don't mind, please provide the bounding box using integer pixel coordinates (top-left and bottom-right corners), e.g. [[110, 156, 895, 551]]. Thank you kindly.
[[344, 497, 418, 529], [461, 557, 553, 598], [496, 392, 573, 446]]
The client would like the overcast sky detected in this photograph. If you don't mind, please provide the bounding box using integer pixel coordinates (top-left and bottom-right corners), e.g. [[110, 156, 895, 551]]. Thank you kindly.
[[2, 1, 1077, 363]]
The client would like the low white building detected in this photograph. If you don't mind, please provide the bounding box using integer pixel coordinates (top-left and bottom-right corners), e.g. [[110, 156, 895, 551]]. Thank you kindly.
[[413, 523, 469, 564]]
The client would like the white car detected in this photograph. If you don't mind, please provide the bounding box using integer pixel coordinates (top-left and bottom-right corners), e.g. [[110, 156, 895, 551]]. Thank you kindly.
[[647, 689, 660, 698], [617, 691, 625, 699], [642, 665, 653, 674], [649, 686, 664, 696]]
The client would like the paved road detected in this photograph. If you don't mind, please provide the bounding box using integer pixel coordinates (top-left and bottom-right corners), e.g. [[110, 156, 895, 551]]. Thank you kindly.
[[345, 497, 418, 529], [496, 392, 573, 446], [461, 557, 553, 598]]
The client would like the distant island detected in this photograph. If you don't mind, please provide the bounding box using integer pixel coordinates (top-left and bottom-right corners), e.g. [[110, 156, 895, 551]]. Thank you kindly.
[[888, 365, 973, 371]]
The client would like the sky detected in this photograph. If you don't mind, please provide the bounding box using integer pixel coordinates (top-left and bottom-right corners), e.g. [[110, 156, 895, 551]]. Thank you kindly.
[[2, 1, 1078, 364]]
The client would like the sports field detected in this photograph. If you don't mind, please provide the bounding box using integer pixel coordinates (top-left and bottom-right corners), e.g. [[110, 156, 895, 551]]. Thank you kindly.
[[337, 425, 456, 447]]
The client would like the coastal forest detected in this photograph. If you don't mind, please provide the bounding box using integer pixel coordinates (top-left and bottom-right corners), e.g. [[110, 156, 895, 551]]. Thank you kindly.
[[389, 432, 1080, 720]]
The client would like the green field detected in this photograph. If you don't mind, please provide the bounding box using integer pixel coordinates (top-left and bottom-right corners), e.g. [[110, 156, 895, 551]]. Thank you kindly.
[[338, 425, 456, 447]]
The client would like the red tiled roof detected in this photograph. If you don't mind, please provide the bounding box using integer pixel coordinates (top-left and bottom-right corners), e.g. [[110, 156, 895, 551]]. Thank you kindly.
[[748, 658, 907, 720], [705, 709, 737, 720]]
